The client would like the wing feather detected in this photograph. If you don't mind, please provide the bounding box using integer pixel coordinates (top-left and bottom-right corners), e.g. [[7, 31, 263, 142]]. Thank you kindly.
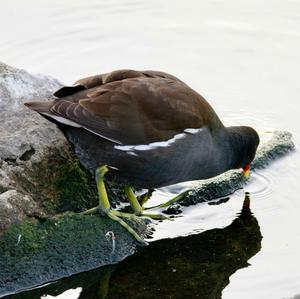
[[40, 69, 221, 145]]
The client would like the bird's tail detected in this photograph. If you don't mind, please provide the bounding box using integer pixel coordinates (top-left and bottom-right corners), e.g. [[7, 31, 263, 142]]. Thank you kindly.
[[24, 100, 55, 113]]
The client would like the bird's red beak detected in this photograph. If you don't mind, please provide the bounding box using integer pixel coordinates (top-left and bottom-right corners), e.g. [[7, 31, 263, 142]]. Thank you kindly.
[[243, 164, 251, 178]]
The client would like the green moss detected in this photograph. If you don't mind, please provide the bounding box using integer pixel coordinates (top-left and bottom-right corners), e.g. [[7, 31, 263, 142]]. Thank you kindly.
[[0, 219, 56, 257], [0, 212, 137, 265], [55, 159, 98, 213], [54, 156, 126, 213], [0, 212, 144, 294]]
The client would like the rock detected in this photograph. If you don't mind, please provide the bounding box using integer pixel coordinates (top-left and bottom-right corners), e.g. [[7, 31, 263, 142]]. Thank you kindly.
[[0, 62, 126, 223], [0, 61, 65, 223], [252, 130, 295, 169], [0, 62, 63, 163], [0, 62, 147, 297], [0, 212, 147, 297], [0, 190, 44, 233]]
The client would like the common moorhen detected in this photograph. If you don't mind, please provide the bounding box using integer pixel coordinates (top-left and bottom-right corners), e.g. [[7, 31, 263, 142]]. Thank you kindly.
[[25, 69, 259, 243]]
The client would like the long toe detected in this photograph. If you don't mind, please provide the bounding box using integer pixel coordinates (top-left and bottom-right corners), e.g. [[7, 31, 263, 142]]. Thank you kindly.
[[106, 209, 148, 245], [141, 212, 173, 221]]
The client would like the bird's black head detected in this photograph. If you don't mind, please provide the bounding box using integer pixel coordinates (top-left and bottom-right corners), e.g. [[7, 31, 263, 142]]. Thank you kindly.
[[227, 126, 260, 170]]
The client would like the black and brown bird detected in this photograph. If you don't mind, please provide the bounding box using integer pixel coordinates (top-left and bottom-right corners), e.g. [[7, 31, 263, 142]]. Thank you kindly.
[[25, 69, 259, 243]]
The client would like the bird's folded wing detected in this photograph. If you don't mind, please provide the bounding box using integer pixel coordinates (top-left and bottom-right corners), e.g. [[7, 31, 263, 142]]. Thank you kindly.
[[54, 70, 182, 98], [50, 70, 210, 145]]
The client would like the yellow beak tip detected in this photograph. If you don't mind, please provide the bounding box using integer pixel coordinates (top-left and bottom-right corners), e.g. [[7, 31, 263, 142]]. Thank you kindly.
[[243, 170, 251, 179]]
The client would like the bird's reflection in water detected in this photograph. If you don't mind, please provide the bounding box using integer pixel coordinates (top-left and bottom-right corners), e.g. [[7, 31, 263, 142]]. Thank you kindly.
[[6, 193, 262, 299]]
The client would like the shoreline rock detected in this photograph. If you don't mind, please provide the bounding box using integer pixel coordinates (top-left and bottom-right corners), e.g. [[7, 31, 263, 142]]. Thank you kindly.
[[0, 61, 64, 223], [0, 62, 147, 297]]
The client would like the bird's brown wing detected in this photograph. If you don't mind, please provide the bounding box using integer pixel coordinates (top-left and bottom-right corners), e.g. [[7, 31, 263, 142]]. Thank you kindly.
[[48, 70, 220, 145], [53, 69, 183, 98]]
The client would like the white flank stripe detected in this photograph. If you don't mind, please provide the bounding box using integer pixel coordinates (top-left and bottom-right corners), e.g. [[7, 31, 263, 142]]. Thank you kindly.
[[184, 127, 203, 134], [114, 131, 193, 152]]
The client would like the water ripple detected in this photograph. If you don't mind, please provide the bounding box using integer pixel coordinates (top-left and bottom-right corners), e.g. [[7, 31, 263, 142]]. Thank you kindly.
[[244, 172, 273, 199]]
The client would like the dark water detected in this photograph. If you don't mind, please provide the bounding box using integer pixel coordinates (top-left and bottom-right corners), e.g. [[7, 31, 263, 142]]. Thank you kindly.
[[1, 1, 300, 298], [4, 195, 262, 299]]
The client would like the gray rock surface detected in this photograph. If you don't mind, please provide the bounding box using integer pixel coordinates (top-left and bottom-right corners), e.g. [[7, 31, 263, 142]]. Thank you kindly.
[[0, 62, 63, 163], [0, 190, 42, 233], [0, 62, 64, 230], [0, 62, 147, 297]]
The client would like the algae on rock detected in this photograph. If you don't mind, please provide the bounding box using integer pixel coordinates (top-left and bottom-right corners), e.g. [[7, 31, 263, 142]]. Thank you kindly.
[[0, 213, 147, 296]]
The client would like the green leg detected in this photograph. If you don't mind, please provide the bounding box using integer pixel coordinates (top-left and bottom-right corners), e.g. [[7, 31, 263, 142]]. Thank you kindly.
[[83, 166, 147, 245], [95, 165, 110, 210], [83, 165, 110, 215], [124, 185, 143, 215], [145, 189, 191, 210], [124, 185, 170, 220]]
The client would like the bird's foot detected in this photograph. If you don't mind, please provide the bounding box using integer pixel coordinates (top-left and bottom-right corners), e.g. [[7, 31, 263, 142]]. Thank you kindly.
[[124, 185, 172, 220], [83, 206, 148, 245], [83, 165, 175, 245], [106, 208, 148, 246], [139, 212, 171, 220], [82, 165, 150, 245]]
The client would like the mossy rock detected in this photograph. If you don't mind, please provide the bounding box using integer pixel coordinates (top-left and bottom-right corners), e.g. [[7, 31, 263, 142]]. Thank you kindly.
[[0, 212, 147, 296]]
